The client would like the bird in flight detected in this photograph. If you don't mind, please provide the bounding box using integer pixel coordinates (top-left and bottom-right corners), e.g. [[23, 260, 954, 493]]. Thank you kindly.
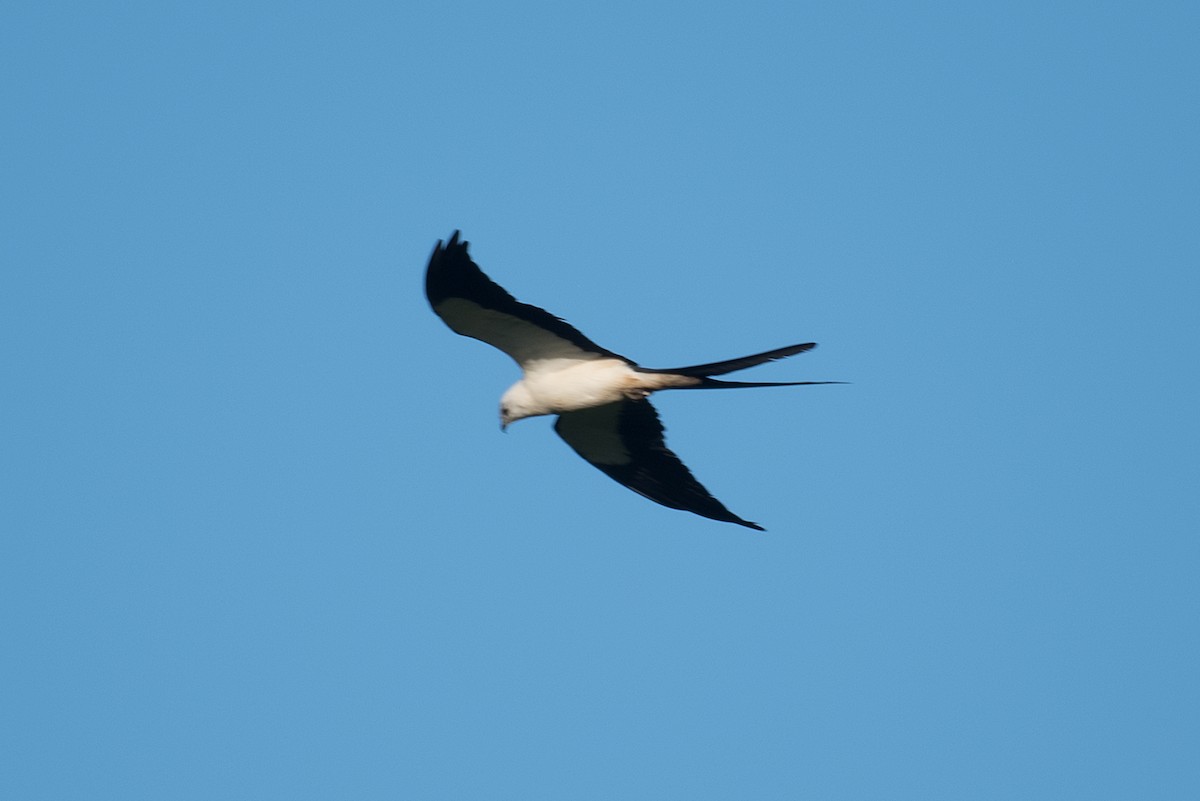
[[425, 231, 840, 530]]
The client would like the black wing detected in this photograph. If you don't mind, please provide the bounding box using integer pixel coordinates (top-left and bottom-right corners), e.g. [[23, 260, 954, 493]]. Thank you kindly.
[[425, 231, 629, 366], [554, 399, 765, 530]]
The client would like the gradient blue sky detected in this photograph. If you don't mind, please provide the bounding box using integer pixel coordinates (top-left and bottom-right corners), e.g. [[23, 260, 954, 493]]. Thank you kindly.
[[4, 2, 1198, 799]]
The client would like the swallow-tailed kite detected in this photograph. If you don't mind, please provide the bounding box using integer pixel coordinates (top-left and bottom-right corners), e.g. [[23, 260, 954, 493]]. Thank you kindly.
[[425, 231, 840, 530]]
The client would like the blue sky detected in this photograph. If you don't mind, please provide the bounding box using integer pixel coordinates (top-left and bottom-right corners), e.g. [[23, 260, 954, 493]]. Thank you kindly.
[[3, 1, 1198, 798]]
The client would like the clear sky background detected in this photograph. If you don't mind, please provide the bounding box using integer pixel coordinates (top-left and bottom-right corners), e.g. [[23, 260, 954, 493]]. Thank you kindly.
[[4, 2, 1198, 799]]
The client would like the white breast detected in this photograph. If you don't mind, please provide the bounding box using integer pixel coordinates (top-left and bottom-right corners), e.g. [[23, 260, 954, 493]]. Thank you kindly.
[[522, 358, 638, 413]]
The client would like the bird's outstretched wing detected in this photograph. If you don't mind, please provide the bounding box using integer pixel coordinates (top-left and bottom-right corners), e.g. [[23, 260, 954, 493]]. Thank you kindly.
[[554, 398, 764, 530], [426, 231, 629, 367]]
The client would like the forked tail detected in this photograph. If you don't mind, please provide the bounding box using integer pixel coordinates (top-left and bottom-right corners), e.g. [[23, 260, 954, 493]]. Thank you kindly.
[[638, 342, 817, 377], [684, 377, 845, 389], [636, 341, 844, 391]]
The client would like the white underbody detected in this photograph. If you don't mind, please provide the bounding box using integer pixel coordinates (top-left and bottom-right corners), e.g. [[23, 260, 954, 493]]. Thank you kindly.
[[432, 297, 698, 425], [501, 357, 696, 423]]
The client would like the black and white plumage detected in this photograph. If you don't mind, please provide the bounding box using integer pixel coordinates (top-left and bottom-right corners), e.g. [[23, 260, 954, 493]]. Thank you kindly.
[[425, 231, 839, 531]]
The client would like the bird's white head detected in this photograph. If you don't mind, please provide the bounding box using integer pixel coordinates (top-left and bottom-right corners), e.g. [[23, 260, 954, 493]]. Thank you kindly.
[[499, 382, 546, 431]]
